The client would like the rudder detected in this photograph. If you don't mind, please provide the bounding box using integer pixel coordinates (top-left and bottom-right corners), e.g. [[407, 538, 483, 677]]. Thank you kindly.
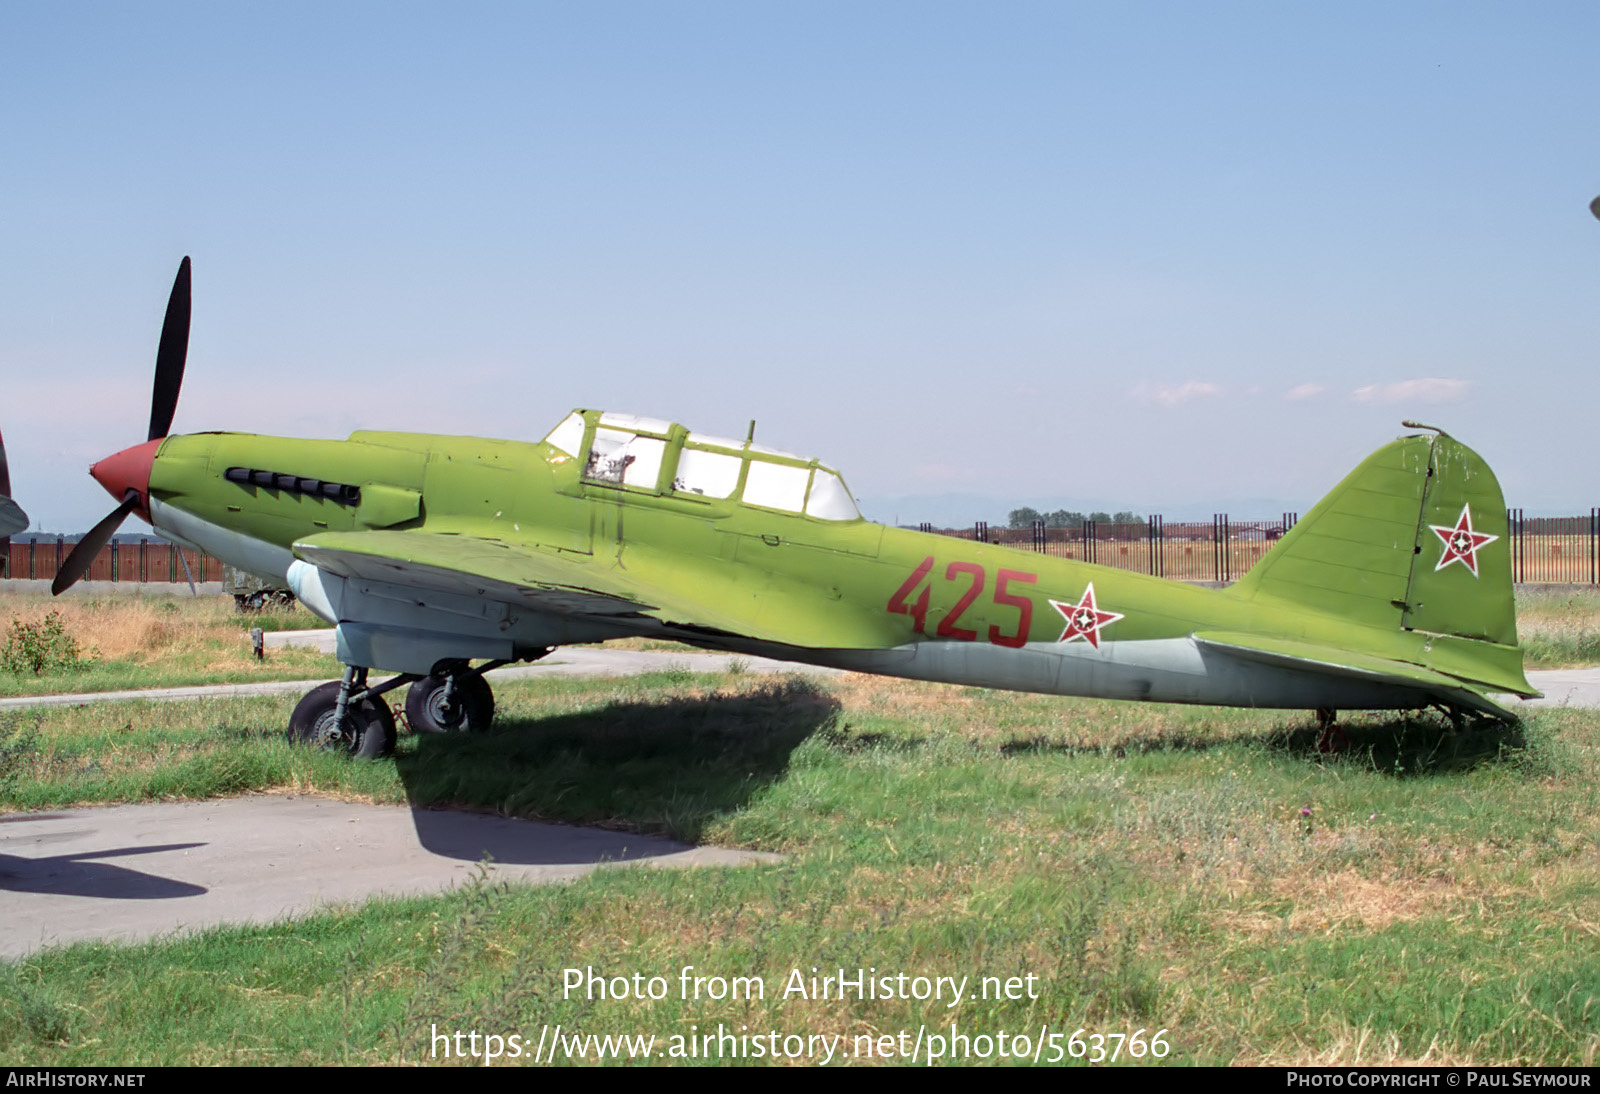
[[1399, 429, 1516, 645]]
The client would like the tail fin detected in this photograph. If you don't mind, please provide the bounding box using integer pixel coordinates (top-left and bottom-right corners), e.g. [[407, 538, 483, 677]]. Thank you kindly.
[[1229, 425, 1530, 696]]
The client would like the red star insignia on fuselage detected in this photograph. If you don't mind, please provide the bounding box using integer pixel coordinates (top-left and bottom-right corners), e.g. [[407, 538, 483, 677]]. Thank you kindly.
[[1049, 583, 1124, 648], [1430, 504, 1498, 577]]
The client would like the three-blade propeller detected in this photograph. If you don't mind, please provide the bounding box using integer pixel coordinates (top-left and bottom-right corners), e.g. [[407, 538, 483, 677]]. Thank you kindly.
[[52, 257, 191, 595]]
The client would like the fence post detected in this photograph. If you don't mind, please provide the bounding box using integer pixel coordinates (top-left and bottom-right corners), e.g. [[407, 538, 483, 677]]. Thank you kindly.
[[1223, 514, 1231, 583], [28, 536, 35, 580], [1511, 507, 1518, 583]]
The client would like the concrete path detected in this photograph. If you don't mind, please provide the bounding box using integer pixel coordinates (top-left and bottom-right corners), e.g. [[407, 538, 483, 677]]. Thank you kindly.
[[1521, 668, 1600, 710], [0, 796, 779, 959]]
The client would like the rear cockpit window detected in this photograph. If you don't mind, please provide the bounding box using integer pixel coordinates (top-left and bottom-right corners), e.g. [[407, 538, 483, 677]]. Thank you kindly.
[[674, 447, 742, 498], [743, 461, 811, 512]]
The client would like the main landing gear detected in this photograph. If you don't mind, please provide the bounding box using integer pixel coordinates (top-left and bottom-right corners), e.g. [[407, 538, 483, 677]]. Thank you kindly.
[[287, 655, 541, 758], [404, 659, 497, 735]]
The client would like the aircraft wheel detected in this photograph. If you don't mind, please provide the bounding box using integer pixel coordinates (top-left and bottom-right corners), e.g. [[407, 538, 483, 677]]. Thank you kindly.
[[405, 673, 495, 734], [287, 680, 397, 759]]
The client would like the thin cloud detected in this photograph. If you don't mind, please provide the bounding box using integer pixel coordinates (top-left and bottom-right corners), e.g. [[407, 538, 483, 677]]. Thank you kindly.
[[1130, 380, 1221, 407], [1351, 378, 1470, 404], [1285, 383, 1327, 401]]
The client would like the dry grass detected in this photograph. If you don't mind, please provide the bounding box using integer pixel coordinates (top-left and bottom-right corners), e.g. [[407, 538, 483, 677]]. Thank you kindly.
[[1221, 871, 1459, 934], [0, 590, 336, 695]]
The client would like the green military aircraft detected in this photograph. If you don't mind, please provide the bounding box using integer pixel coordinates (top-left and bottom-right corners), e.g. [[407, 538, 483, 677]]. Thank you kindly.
[[54, 259, 1538, 756]]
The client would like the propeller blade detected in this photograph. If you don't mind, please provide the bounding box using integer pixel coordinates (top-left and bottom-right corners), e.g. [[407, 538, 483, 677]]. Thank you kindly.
[[0, 496, 26, 538], [51, 492, 138, 595], [148, 256, 191, 441], [0, 428, 24, 574]]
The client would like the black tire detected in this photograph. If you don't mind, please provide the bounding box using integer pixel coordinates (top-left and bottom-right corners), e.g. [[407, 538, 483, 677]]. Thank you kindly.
[[405, 673, 495, 734], [287, 680, 397, 759]]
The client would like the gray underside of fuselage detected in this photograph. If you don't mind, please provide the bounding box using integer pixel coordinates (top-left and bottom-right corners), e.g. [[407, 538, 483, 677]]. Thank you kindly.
[[734, 636, 1441, 712]]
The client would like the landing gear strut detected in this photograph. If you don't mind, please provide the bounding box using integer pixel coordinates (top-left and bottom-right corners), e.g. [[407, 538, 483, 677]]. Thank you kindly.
[[287, 666, 402, 759], [1314, 707, 1349, 753], [404, 660, 504, 734], [286, 651, 548, 756]]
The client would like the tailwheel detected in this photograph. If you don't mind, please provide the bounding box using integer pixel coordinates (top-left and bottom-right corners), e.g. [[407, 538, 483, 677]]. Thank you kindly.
[[1314, 707, 1348, 754], [288, 674, 397, 759], [405, 670, 495, 734]]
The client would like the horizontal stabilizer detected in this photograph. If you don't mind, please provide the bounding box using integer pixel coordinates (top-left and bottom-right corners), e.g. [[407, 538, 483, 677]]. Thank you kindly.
[[1193, 630, 1537, 720]]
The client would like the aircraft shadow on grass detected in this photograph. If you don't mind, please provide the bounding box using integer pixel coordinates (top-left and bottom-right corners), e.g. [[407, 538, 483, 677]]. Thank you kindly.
[[997, 711, 1528, 778], [393, 676, 839, 860]]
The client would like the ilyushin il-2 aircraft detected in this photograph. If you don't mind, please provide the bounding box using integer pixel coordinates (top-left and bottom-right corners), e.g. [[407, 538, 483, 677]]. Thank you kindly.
[[52, 259, 1538, 757]]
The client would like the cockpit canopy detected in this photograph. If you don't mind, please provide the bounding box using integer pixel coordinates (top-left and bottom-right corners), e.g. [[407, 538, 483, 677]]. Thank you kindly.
[[542, 410, 861, 521]]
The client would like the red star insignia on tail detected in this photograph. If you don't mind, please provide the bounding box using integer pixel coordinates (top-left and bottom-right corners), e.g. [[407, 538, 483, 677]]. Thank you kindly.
[[1430, 504, 1498, 577], [1049, 583, 1124, 648]]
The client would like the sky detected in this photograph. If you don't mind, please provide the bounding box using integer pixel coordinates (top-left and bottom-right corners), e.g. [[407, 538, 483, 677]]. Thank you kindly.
[[3, 2, 1598, 532]]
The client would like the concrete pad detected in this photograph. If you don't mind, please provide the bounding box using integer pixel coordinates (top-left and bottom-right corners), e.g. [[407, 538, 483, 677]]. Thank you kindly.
[[1520, 668, 1600, 710], [0, 796, 779, 959]]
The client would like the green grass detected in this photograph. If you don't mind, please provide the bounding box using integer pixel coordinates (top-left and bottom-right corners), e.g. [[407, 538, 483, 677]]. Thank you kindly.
[[2, 669, 1597, 1065]]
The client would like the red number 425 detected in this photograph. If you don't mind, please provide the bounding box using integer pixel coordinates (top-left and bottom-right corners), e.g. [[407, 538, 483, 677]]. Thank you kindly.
[[887, 557, 1035, 648]]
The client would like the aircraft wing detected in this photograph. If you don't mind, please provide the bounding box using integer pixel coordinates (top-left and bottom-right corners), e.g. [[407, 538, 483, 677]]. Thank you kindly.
[[1192, 630, 1537, 719], [291, 529, 894, 650]]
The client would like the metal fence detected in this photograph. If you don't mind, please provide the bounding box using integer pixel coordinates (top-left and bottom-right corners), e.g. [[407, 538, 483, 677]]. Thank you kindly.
[[2, 537, 223, 584], [922, 517, 1300, 581], [1505, 509, 1600, 585], [4, 509, 1600, 586]]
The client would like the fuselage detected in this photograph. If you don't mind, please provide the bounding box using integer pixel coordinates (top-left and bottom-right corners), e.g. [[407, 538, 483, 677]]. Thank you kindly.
[[104, 414, 1517, 712]]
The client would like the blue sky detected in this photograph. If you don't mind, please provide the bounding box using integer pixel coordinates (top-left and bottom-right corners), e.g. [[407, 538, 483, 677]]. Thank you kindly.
[[3, 2, 1597, 531]]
